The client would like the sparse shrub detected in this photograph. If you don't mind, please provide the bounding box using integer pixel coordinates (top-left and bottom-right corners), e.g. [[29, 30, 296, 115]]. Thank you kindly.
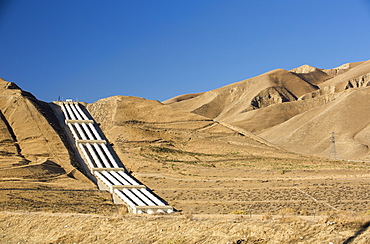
[[185, 212, 194, 220], [117, 206, 128, 216], [230, 210, 247, 215], [279, 207, 296, 216], [98, 196, 106, 201], [297, 209, 310, 216], [279, 216, 301, 223], [262, 214, 272, 220]]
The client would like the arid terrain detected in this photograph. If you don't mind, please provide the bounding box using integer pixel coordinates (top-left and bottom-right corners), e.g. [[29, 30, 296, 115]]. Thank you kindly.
[[1, 60, 370, 243], [164, 60, 370, 160]]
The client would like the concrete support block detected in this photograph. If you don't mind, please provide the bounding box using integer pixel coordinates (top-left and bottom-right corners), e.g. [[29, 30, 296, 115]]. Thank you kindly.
[[97, 178, 111, 191]]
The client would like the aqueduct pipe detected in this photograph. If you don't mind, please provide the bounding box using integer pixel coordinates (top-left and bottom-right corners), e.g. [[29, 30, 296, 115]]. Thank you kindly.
[[56, 101, 173, 214]]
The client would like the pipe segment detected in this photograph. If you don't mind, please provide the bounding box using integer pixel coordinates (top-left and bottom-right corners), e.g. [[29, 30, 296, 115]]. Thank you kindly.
[[110, 171, 131, 185], [81, 123, 96, 140], [113, 189, 137, 209], [78, 143, 95, 168], [101, 144, 119, 168], [122, 188, 147, 206], [93, 143, 112, 168], [117, 171, 140, 185], [101, 170, 121, 185], [85, 143, 104, 168], [65, 103, 77, 120], [60, 103, 70, 120], [71, 124, 84, 140], [69, 103, 83, 120], [140, 188, 166, 206], [131, 189, 156, 206], [88, 123, 103, 140], [95, 171, 113, 187], [74, 123, 88, 140], [74, 103, 90, 120], [102, 171, 146, 206], [67, 123, 80, 140]]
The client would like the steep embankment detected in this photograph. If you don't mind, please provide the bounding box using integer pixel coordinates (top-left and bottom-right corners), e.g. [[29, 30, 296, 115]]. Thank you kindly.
[[0, 78, 117, 214], [0, 78, 78, 180]]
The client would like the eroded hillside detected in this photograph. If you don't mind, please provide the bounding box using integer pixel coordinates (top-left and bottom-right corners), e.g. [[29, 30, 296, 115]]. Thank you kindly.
[[165, 60, 370, 160], [0, 78, 120, 214], [0, 78, 78, 180], [86, 95, 300, 174]]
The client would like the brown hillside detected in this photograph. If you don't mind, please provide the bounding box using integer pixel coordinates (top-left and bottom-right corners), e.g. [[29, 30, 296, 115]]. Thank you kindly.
[[0, 78, 119, 214], [165, 60, 370, 160], [319, 60, 370, 91], [259, 87, 370, 160], [0, 78, 78, 177], [85, 95, 288, 174], [164, 69, 318, 121]]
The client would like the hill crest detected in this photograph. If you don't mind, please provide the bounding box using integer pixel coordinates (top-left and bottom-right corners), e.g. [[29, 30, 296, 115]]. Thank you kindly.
[[165, 60, 370, 160]]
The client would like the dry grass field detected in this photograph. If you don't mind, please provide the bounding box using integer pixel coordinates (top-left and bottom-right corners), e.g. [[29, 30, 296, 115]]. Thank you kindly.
[[1, 210, 370, 243]]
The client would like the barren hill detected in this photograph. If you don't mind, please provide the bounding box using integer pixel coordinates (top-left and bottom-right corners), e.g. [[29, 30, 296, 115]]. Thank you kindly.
[[0, 78, 84, 182], [165, 60, 370, 160], [0, 78, 119, 214], [163, 68, 319, 120], [85, 95, 286, 174]]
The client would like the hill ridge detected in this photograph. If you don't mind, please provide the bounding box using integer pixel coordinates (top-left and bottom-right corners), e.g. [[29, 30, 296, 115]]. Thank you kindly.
[[165, 60, 370, 160]]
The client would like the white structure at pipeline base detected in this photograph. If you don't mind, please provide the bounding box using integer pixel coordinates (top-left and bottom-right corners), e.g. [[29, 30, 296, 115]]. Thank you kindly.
[[55, 101, 173, 214]]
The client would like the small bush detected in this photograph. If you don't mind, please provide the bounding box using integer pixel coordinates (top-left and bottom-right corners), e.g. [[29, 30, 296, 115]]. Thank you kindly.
[[230, 210, 248, 215]]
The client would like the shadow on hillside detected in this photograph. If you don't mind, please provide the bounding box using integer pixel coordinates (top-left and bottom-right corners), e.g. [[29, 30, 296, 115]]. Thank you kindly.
[[342, 221, 370, 243]]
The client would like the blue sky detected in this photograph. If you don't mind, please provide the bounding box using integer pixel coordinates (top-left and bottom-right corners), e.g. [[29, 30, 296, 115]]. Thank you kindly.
[[1, 0, 370, 103]]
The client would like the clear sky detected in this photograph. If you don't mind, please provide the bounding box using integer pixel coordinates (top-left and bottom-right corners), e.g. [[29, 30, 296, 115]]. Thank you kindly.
[[1, 0, 370, 103]]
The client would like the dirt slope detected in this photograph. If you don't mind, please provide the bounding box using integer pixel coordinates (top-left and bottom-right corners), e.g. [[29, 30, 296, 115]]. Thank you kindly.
[[259, 87, 370, 160], [0, 78, 117, 215], [0, 78, 88, 181], [319, 60, 370, 91], [85, 95, 287, 174], [163, 68, 318, 120], [165, 60, 370, 160]]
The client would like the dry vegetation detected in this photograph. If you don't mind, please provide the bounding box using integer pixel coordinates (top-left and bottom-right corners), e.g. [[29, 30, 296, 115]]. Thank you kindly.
[[1, 210, 370, 243]]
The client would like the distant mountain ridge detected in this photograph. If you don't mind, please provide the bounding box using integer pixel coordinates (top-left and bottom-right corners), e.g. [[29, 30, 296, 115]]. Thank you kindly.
[[164, 60, 370, 160]]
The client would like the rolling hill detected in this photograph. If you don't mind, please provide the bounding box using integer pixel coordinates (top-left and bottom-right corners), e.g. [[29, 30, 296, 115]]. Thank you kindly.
[[164, 60, 370, 160]]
